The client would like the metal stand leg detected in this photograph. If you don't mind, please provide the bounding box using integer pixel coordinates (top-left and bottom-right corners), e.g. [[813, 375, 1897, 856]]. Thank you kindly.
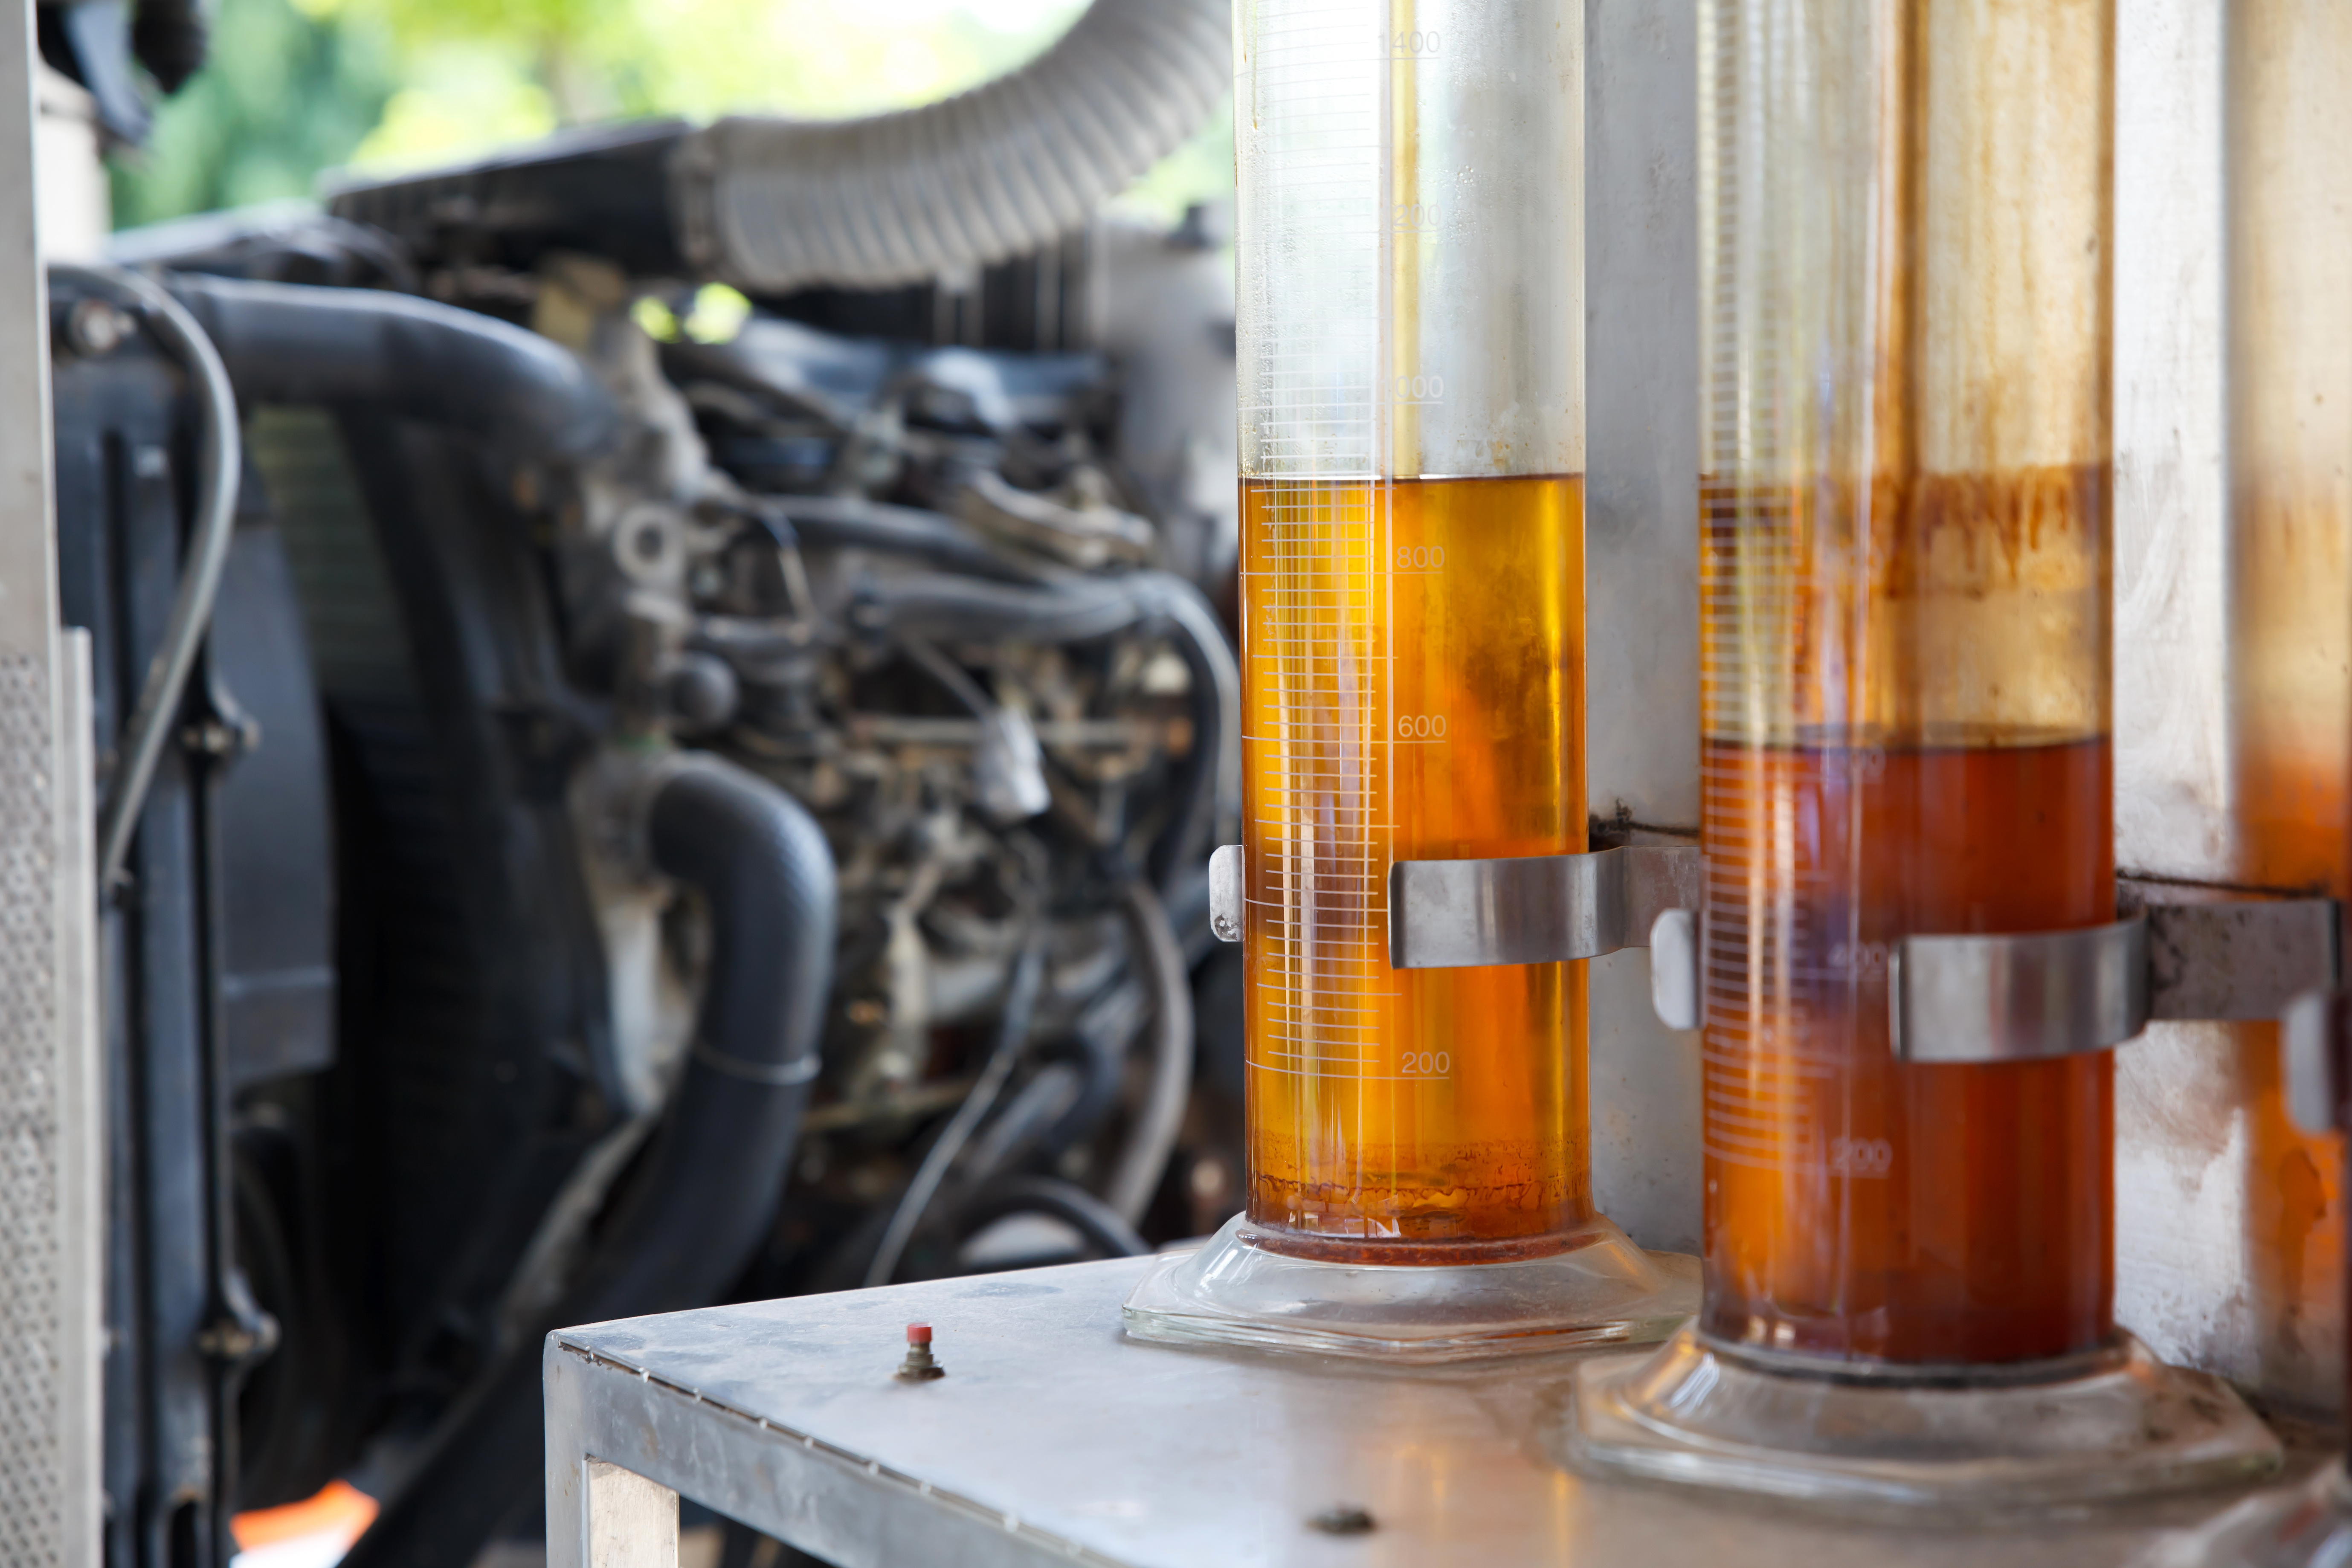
[[545, 1342, 680, 1568], [580, 1460, 679, 1568]]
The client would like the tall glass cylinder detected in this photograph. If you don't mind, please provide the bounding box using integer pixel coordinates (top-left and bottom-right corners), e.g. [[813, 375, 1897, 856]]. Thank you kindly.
[[2227, 0, 2352, 1425], [1235, 0, 1586, 1261], [2230, 0, 2352, 893], [2132, 9, 2352, 1558], [1570, 0, 2282, 1500], [1213, 0, 1581, 1260], [2151, 20, 2352, 1546], [1696, 0, 2115, 1364], [1129, 0, 1693, 1359]]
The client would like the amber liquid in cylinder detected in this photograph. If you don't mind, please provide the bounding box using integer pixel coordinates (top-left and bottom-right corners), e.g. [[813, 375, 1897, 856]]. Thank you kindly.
[[2232, 494, 2349, 1406], [1701, 468, 2114, 1364], [1702, 739, 2114, 1362], [1241, 475, 1586, 1262], [2224, 0, 2352, 1414]]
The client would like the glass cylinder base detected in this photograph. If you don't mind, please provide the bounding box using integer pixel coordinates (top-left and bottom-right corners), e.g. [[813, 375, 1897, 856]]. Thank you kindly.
[[1121, 1212, 1699, 1363], [2146, 1461, 2352, 1568], [1563, 1326, 2283, 1515]]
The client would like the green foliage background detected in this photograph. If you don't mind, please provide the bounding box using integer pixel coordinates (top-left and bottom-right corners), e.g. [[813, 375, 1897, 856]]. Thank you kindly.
[[110, 0, 1230, 233], [109, 0, 393, 226]]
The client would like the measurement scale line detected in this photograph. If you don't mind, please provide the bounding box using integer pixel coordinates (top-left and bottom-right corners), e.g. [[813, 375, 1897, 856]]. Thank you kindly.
[[1247, 1064, 1441, 1084]]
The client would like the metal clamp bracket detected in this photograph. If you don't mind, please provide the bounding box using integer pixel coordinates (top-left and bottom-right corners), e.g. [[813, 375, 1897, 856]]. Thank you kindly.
[[1893, 899, 2343, 1063], [1891, 919, 2148, 1063], [2141, 897, 2342, 1022], [1209, 844, 2338, 1067], [1651, 896, 2339, 1064], [1205, 843, 1703, 970], [1386, 845, 1702, 969]]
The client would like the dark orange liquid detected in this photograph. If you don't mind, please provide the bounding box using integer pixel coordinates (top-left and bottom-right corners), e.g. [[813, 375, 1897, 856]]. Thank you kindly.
[[1701, 738, 2115, 1363], [1240, 475, 1587, 1262], [2230, 494, 2349, 1415], [1694, 0, 2115, 1368], [2230, 748, 2346, 1420]]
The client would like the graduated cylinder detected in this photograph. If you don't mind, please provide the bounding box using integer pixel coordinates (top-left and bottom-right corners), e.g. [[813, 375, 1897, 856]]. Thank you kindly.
[[1236, 0, 1586, 1259], [1697, 0, 2115, 1362], [2227, 0, 2352, 1414]]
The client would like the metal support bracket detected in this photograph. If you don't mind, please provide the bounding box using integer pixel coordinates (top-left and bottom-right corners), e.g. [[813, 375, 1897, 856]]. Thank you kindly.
[[1890, 920, 2149, 1064], [1204, 843, 1703, 970], [1891, 899, 2342, 1063], [1385, 845, 1702, 970], [2141, 898, 2341, 1022], [1647, 913, 2164, 1059], [1657, 895, 2341, 1064], [1208, 843, 2339, 1068]]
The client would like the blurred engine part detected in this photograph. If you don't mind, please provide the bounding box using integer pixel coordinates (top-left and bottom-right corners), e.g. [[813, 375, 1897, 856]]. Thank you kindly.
[[36, 0, 209, 148], [319, 0, 1227, 295], [52, 264, 328, 1568], [35, 0, 211, 257], [60, 15, 1243, 1563]]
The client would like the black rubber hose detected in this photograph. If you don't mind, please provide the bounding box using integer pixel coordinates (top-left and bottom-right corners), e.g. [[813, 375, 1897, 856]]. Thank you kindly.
[[165, 271, 619, 462], [108, 210, 423, 293], [51, 266, 243, 888], [341, 756, 837, 1568], [952, 1174, 1148, 1260], [1029, 1026, 1128, 1169], [848, 569, 1151, 644], [1133, 577, 1239, 890], [1100, 880, 1193, 1223], [864, 936, 1047, 1287], [763, 494, 1043, 584]]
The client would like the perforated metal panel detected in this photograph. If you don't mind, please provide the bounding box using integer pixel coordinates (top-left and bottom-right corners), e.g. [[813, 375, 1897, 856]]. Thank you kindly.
[[4, 9, 90, 1554], [0, 652, 61, 1568]]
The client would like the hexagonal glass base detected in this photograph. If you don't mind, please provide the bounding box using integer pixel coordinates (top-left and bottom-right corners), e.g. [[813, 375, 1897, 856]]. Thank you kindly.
[[2147, 1461, 2352, 1568], [1563, 1325, 2283, 1516], [1121, 1211, 1699, 1363]]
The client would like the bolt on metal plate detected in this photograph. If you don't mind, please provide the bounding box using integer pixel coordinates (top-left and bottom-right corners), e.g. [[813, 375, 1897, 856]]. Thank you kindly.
[[1308, 1504, 1375, 1536]]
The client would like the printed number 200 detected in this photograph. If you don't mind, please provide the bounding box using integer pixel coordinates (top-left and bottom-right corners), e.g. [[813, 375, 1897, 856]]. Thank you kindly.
[[1830, 1136, 1893, 1176]]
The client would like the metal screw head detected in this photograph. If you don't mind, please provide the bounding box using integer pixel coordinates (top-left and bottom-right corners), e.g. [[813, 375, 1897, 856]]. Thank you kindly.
[[1308, 1504, 1375, 1536], [1212, 913, 1238, 940], [65, 296, 135, 358]]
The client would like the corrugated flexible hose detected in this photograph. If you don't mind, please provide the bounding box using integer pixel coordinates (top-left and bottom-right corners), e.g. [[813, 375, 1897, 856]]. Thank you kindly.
[[670, 0, 1229, 292]]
